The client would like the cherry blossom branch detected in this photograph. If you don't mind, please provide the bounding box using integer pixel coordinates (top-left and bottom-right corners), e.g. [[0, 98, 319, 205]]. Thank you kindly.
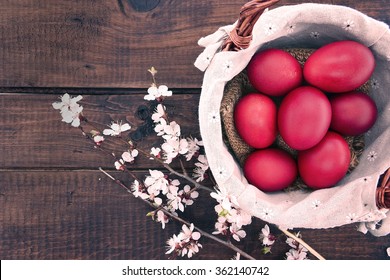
[[137, 148, 213, 192], [53, 84, 324, 260], [99, 167, 256, 260], [80, 115, 214, 193], [278, 226, 326, 260]]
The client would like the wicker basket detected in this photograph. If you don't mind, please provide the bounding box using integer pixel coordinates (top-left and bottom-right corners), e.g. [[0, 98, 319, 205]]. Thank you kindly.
[[196, 0, 390, 234]]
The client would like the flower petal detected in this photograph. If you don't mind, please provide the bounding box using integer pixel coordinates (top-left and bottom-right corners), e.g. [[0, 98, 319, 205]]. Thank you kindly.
[[103, 129, 113, 136], [120, 123, 131, 132], [192, 232, 201, 240]]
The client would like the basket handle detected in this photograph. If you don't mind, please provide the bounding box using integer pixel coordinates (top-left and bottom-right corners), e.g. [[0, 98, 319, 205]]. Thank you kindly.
[[376, 168, 390, 209], [222, 0, 280, 51]]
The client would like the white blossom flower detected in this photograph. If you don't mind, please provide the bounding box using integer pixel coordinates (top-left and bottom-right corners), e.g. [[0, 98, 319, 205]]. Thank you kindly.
[[387, 247, 390, 257], [210, 187, 239, 210], [149, 194, 163, 206], [166, 184, 185, 212], [179, 224, 201, 242], [52, 94, 84, 127], [259, 224, 276, 246], [93, 135, 104, 145], [343, 20, 355, 31], [195, 154, 209, 170], [286, 23, 296, 33], [260, 208, 274, 221], [162, 121, 181, 140], [152, 104, 166, 123], [286, 248, 308, 260], [213, 216, 229, 235], [144, 85, 172, 101], [103, 121, 131, 136], [312, 200, 321, 209], [192, 155, 209, 182], [222, 60, 233, 74], [52, 93, 83, 113], [214, 204, 226, 217], [156, 210, 169, 229], [144, 169, 169, 195], [61, 105, 83, 127], [212, 186, 252, 241], [161, 138, 189, 164], [214, 166, 228, 180], [265, 23, 277, 35], [208, 110, 220, 124], [179, 185, 199, 206], [227, 208, 252, 228], [346, 213, 357, 223], [185, 137, 203, 161], [310, 31, 320, 39], [230, 223, 247, 242], [367, 150, 378, 162], [163, 223, 202, 258], [166, 234, 181, 255], [121, 149, 138, 163], [114, 159, 125, 171], [232, 253, 241, 260], [370, 78, 380, 89], [182, 242, 202, 259], [286, 232, 308, 260], [286, 233, 306, 250], [150, 147, 161, 158], [154, 118, 167, 136], [131, 180, 149, 200], [193, 167, 207, 182]]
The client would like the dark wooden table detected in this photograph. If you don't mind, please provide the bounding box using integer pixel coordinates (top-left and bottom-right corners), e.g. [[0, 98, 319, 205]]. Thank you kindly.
[[1, 0, 389, 260]]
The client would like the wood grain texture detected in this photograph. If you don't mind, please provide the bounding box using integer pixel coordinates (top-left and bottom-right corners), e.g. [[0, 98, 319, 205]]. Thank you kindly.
[[0, 0, 248, 88], [2, 0, 388, 88], [0, 92, 200, 169], [1, 170, 389, 260], [1, 0, 390, 261], [0, 170, 180, 259]]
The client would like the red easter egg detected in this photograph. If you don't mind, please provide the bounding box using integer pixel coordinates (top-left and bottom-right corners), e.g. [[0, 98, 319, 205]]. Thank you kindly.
[[303, 40, 375, 93], [330, 91, 377, 136], [298, 131, 351, 189], [278, 86, 332, 150], [234, 93, 278, 149], [244, 148, 298, 192], [247, 49, 303, 96]]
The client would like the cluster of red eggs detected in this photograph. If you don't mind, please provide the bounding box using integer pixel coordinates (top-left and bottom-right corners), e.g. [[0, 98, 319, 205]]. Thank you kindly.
[[234, 40, 377, 192]]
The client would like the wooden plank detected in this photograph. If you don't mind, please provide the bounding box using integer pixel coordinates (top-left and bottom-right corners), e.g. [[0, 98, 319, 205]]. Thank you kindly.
[[0, 170, 237, 260], [0, 0, 248, 88], [332, 0, 390, 25], [0, 170, 388, 259], [0, 92, 200, 169], [0, 170, 180, 259], [3, 0, 388, 89]]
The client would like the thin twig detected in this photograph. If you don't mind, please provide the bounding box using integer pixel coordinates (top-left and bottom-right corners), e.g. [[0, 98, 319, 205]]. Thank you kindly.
[[278, 226, 326, 260], [137, 148, 213, 192], [81, 117, 213, 193], [99, 167, 256, 260], [179, 159, 188, 177]]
